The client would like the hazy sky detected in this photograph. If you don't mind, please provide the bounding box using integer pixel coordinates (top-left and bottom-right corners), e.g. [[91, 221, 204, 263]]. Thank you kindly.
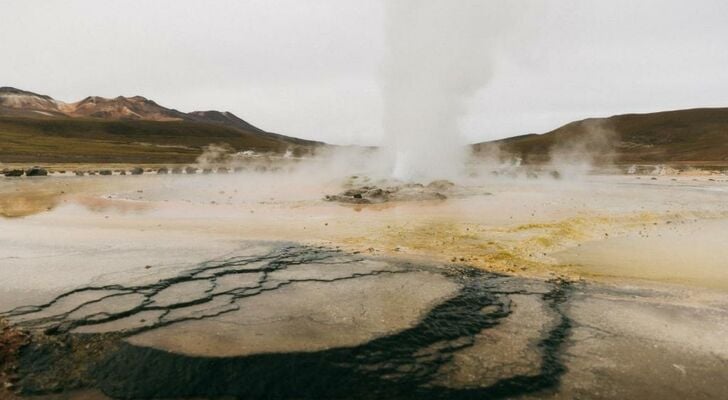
[[1, 1, 727, 145]]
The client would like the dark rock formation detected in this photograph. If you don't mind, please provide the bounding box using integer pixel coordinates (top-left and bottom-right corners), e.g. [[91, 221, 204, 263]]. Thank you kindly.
[[326, 180, 453, 204], [25, 167, 48, 177], [2, 169, 24, 177], [427, 180, 455, 191]]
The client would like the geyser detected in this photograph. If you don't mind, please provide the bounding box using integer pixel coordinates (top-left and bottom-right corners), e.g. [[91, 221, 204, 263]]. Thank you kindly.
[[382, 0, 504, 181]]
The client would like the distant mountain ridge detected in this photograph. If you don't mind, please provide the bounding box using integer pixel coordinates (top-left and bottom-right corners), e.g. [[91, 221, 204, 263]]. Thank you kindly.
[[0, 86, 317, 145], [0, 86, 323, 163]]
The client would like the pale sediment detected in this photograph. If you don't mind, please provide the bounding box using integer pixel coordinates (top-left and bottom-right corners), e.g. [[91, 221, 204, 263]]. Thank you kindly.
[[1, 173, 728, 398]]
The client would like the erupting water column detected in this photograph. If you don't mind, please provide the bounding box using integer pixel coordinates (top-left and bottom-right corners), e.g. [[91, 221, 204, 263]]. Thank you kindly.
[[382, 0, 504, 181]]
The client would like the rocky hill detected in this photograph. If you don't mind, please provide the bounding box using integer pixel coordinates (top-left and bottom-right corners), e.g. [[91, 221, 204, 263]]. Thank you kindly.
[[0, 87, 323, 163]]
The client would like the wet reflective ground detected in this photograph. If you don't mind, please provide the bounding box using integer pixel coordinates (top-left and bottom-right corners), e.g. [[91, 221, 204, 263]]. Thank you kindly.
[[2, 243, 576, 399], [3, 242, 727, 399]]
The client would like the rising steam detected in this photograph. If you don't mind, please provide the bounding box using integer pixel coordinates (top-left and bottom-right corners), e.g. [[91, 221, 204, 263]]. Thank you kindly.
[[382, 1, 510, 180]]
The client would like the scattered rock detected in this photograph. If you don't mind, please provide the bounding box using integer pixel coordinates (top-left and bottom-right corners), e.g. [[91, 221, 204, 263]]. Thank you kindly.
[[157, 167, 169, 174], [25, 166, 48, 177], [99, 170, 112, 176], [130, 167, 144, 175], [0, 318, 29, 392], [185, 167, 198, 174], [325, 180, 453, 204], [171, 167, 182, 174], [426, 180, 455, 191], [325, 186, 392, 204], [2, 169, 24, 177]]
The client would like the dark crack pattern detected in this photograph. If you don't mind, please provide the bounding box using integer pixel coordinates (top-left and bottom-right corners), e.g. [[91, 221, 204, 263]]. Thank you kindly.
[[2, 243, 574, 399], [2, 244, 387, 336]]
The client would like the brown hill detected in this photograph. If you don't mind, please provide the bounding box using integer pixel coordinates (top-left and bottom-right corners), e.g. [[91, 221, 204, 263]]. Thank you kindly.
[[0, 87, 66, 118], [473, 108, 728, 164], [64, 95, 189, 121], [188, 110, 265, 132], [0, 87, 322, 163]]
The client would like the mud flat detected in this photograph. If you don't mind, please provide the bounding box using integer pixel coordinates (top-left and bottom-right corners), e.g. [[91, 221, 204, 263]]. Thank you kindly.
[[0, 243, 726, 399], [0, 242, 567, 399], [0, 171, 727, 398], [553, 218, 728, 289]]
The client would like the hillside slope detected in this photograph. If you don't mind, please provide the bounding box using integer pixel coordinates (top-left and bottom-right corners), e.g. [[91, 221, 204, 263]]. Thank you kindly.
[[474, 108, 728, 164], [0, 87, 322, 163], [0, 87, 67, 118], [0, 116, 319, 163]]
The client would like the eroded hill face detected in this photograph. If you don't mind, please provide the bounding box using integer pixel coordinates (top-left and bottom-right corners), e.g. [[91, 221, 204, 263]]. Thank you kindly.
[[63, 95, 188, 121], [0, 87, 66, 118]]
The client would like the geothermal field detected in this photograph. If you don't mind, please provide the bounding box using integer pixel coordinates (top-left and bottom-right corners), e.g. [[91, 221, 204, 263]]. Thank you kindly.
[[2, 1, 728, 399], [1, 160, 727, 399]]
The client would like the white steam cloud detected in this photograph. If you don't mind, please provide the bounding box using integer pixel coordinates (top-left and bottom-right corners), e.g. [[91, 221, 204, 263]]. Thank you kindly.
[[382, 1, 516, 181]]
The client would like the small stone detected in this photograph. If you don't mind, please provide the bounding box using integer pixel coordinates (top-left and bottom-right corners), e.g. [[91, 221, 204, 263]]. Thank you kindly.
[[25, 166, 48, 177]]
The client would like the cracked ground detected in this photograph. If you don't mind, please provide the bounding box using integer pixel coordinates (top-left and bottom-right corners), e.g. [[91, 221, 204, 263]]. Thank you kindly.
[[1, 242, 582, 399], [1, 241, 727, 399]]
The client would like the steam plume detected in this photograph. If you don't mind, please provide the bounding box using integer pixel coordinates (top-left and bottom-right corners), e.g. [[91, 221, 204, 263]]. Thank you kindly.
[[382, 1, 507, 180]]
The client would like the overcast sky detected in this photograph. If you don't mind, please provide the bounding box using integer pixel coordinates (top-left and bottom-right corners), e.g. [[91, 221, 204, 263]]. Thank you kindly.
[[1, 1, 727, 145]]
